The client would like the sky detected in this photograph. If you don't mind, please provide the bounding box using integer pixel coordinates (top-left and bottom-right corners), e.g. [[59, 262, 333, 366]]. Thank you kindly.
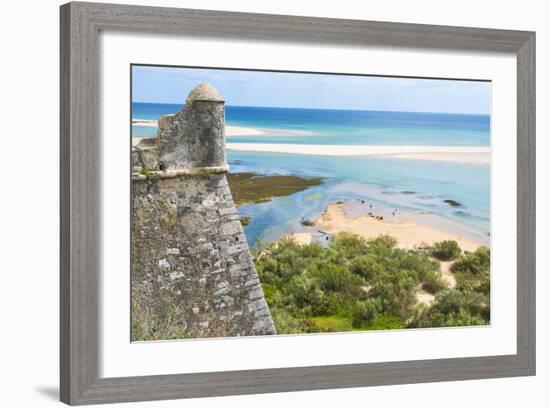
[[132, 65, 491, 115]]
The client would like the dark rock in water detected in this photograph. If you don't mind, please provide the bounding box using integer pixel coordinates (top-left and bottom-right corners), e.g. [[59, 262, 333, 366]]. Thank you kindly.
[[401, 191, 416, 195], [382, 191, 397, 195], [454, 210, 470, 217], [301, 217, 315, 227], [444, 199, 461, 207]]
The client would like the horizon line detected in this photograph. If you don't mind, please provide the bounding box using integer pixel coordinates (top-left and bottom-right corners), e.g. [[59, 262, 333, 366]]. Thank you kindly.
[[131, 102, 490, 116]]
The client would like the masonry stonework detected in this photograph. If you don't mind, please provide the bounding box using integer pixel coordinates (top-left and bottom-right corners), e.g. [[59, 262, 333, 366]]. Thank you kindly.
[[131, 83, 276, 339]]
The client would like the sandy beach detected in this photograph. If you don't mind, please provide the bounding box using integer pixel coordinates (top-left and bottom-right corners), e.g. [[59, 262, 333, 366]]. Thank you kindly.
[[291, 202, 484, 252], [227, 143, 490, 164]]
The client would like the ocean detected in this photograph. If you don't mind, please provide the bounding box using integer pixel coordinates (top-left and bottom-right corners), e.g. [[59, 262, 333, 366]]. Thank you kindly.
[[132, 103, 490, 246]]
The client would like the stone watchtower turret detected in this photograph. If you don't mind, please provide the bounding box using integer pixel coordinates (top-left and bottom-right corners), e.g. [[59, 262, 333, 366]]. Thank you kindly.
[[131, 83, 276, 340]]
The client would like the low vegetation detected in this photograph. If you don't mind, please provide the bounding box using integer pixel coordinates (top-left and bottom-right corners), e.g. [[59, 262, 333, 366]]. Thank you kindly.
[[431, 240, 462, 261], [227, 172, 324, 206], [132, 301, 196, 341], [254, 233, 490, 333], [239, 216, 251, 226]]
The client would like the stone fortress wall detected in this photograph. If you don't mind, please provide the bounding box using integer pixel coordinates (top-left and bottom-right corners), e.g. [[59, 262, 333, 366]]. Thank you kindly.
[[131, 83, 276, 339]]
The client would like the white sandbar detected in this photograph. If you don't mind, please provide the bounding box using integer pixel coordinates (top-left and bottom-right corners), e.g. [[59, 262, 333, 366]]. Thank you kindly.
[[226, 143, 490, 164]]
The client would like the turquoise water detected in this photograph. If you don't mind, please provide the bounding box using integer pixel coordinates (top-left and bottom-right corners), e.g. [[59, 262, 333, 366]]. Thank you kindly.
[[132, 103, 490, 245], [228, 152, 490, 246], [133, 103, 490, 146]]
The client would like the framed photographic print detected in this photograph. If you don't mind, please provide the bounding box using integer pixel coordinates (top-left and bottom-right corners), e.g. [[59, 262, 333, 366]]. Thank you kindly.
[[60, 2, 536, 405]]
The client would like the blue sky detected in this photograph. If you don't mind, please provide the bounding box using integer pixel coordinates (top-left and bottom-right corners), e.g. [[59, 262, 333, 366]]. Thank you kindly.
[[132, 65, 491, 115]]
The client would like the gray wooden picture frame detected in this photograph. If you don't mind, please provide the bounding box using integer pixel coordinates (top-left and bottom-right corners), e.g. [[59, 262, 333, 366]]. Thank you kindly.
[[60, 2, 536, 405]]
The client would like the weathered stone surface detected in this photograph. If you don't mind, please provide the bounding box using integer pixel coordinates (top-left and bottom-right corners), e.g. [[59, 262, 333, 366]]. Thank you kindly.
[[132, 137, 159, 172], [186, 82, 224, 103], [158, 83, 226, 171], [131, 84, 276, 339]]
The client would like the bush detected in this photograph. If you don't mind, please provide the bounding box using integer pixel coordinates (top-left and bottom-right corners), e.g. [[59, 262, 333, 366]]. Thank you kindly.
[[270, 307, 319, 334], [351, 298, 382, 328], [328, 232, 369, 260], [409, 288, 489, 328], [309, 264, 364, 295], [421, 270, 447, 295], [431, 240, 461, 261], [254, 232, 489, 335], [370, 272, 417, 317], [451, 246, 490, 295], [368, 235, 397, 250], [451, 246, 490, 276]]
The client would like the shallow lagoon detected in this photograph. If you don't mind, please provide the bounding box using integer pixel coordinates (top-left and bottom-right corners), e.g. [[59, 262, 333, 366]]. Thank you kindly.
[[228, 151, 490, 246], [131, 103, 490, 246]]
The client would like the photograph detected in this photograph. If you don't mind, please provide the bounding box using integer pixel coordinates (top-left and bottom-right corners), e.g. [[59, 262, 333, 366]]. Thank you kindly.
[[130, 65, 491, 341]]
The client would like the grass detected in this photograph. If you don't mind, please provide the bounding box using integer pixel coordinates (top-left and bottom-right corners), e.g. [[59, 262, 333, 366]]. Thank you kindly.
[[361, 315, 406, 330], [131, 302, 196, 341], [311, 316, 353, 332]]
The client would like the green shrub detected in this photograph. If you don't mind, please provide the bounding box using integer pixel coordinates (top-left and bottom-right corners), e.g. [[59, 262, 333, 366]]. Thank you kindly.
[[409, 288, 489, 328], [271, 307, 319, 334], [254, 233, 489, 335], [370, 272, 417, 317], [368, 235, 397, 250], [421, 270, 447, 295], [451, 246, 490, 295], [310, 264, 364, 294], [351, 298, 382, 328], [330, 232, 369, 259], [431, 240, 461, 261], [451, 246, 490, 275], [349, 255, 379, 281]]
